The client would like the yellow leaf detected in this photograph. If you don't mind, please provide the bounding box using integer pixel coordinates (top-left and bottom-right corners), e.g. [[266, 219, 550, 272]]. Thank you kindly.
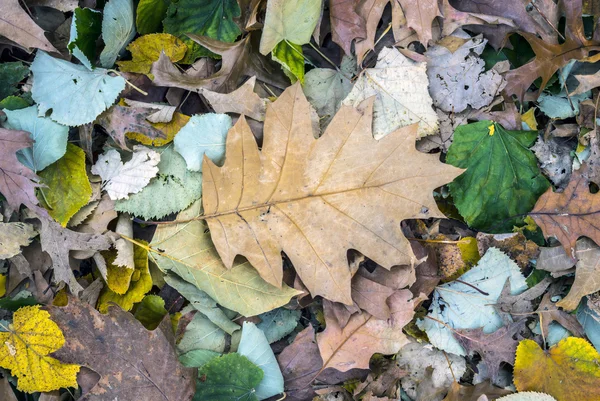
[[117, 33, 187, 78], [0, 306, 79, 393], [102, 249, 135, 294], [514, 337, 600, 401], [0, 274, 5, 297], [97, 241, 152, 313], [127, 112, 190, 146], [522, 108, 538, 130]]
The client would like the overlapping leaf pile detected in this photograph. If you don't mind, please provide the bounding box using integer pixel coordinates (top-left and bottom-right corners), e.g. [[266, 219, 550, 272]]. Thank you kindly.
[[3, 0, 600, 400]]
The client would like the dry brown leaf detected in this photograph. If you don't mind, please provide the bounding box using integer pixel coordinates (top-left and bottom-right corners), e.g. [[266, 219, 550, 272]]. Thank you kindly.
[[557, 238, 600, 311], [536, 292, 584, 339], [0, 0, 58, 53], [398, 0, 441, 45], [530, 167, 600, 258], [202, 82, 462, 304], [330, 0, 367, 55], [202, 76, 267, 121], [354, 0, 404, 65], [317, 290, 420, 372], [96, 106, 166, 150], [442, 381, 512, 401]]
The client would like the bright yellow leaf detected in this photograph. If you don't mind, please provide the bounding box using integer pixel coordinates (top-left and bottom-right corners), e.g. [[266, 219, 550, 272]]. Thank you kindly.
[[522, 108, 538, 130], [0, 306, 79, 393], [514, 337, 600, 401], [117, 33, 187, 78], [97, 241, 152, 313], [102, 249, 135, 295], [127, 112, 190, 146], [0, 274, 5, 297]]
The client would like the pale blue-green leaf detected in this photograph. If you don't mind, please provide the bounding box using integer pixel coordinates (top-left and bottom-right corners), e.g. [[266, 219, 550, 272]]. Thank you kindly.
[[178, 312, 227, 354], [99, 0, 136, 67], [179, 349, 220, 368], [164, 274, 240, 335], [31, 51, 126, 126], [532, 321, 571, 347], [237, 322, 284, 400], [174, 113, 231, 172], [577, 298, 600, 353], [417, 248, 527, 356], [538, 90, 590, 119], [3, 106, 68, 172], [115, 145, 202, 219], [256, 308, 300, 344]]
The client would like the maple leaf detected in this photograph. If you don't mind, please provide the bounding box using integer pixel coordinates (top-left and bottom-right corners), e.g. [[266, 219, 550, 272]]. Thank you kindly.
[[0, 0, 58, 53], [202, 82, 462, 303], [0, 306, 79, 393], [503, 0, 600, 100], [514, 337, 600, 401], [0, 127, 42, 213], [48, 299, 196, 401]]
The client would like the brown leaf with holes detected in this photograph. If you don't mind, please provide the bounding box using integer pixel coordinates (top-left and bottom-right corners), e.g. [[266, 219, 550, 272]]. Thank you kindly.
[[48, 299, 196, 401], [0, 0, 58, 53], [530, 167, 600, 259], [330, 0, 367, 55], [201, 82, 462, 303]]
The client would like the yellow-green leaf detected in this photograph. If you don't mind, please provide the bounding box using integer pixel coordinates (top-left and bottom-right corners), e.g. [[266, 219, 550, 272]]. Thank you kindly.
[[0, 306, 80, 393], [97, 241, 152, 313], [272, 40, 305, 83], [38, 143, 92, 227], [514, 337, 600, 401], [127, 112, 190, 146], [117, 33, 187, 77], [0, 274, 6, 297]]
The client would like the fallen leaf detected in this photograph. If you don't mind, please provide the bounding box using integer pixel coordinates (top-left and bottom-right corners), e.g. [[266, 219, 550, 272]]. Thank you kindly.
[[68, 7, 102, 68], [0, 222, 36, 259], [330, 0, 366, 55], [123, 98, 176, 123], [91, 145, 160, 200], [99, 0, 136, 68], [31, 51, 126, 126], [256, 307, 301, 344], [554, 238, 600, 310], [117, 33, 187, 77], [514, 337, 600, 401], [48, 298, 196, 401], [0, 62, 28, 100], [397, 0, 441, 45], [202, 82, 460, 303], [202, 76, 267, 121], [195, 353, 263, 401], [496, 393, 557, 401], [112, 213, 134, 269], [536, 292, 584, 339], [271, 40, 306, 83], [126, 112, 190, 146], [38, 143, 92, 227], [96, 105, 167, 150], [0, 0, 58, 53], [447, 121, 549, 232], [135, 0, 169, 35], [476, 232, 539, 270], [442, 381, 512, 401], [354, 0, 404, 65], [342, 47, 438, 139], [0, 305, 79, 393], [494, 277, 552, 324]]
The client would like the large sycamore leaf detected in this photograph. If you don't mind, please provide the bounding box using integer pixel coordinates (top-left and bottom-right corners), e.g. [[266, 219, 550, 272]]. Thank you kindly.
[[202, 82, 462, 304], [0, 0, 58, 53], [447, 121, 549, 233], [0, 306, 79, 393], [514, 337, 600, 401], [48, 299, 196, 401], [31, 52, 126, 126], [148, 200, 301, 316]]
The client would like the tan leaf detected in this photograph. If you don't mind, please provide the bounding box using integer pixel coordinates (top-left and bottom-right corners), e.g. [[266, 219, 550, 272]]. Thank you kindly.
[[202, 76, 267, 121], [556, 238, 600, 310], [317, 290, 419, 372], [96, 105, 166, 150], [0, 0, 58, 53], [330, 0, 367, 55], [398, 0, 441, 45], [202, 83, 462, 303]]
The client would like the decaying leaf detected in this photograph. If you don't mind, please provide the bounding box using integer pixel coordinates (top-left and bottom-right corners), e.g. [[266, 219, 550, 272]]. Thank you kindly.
[[0, 222, 36, 259], [202, 82, 461, 303], [514, 337, 600, 401], [555, 238, 600, 311], [91, 145, 160, 200], [48, 299, 196, 401], [117, 33, 187, 77], [330, 0, 366, 55], [123, 98, 176, 123], [0, 0, 58, 53], [342, 47, 438, 139], [0, 306, 79, 393], [99, 0, 136, 68], [202, 76, 267, 121], [96, 105, 167, 150]]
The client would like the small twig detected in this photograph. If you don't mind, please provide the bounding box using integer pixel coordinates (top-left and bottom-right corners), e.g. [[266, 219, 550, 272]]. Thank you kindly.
[[308, 42, 346, 76], [38, 187, 53, 210], [454, 279, 490, 296], [530, 1, 565, 41], [442, 351, 456, 383], [107, 69, 148, 96]]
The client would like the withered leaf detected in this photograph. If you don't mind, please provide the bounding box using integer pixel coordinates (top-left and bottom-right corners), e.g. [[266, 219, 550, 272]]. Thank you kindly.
[[557, 238, 600, 311], [0, 0, 58, 53], [202, 83, 462, 303], [48, 299, 196, 401], [330, 0, 367, 56], [201, 76, 267, 121], [536, 292, 585, 339], [96, 106, 166, 150]]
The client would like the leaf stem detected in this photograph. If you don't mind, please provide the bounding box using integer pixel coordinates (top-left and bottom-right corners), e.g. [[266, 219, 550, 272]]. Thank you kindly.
[[107, 69, 148, 96]]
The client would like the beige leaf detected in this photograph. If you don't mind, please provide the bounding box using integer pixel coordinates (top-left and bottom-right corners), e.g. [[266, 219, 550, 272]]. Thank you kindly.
[[203, 82, 461, 303], [112, 213, 134, 269], [342, 47, 438, 140], [0, 222, 36, 259], [317, 290, 418, 372], [557, 238, 600, 311], [123, 99, 176, 123], [201, 76, 267, 121], [0, 0, 58, 53]]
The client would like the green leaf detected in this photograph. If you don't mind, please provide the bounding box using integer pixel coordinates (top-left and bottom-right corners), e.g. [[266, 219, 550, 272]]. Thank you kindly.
[[447, 121, 549, 232], [134, 294, 168, 330], [173, 113, 231, 172], [115, 145, 202, 219], [99, 0, 136, 68], [164, 274, 240, 335], [149, 200, 302, 316], [136, 0, 170, 34], [259, 0, 322, 55], [195, 353, 263, 401], [256, 308, 301, 344], [238, 322, 284, 400], [179, 349, 220, 368], [68, 8, 102, 69], [0, 96, 31, 110], [163, 0, 241, 63], [31, 51, 126, 126], [304, 64, 353, 130], [38, 144, 92, 227], [538, 90, 590, 119], [271, 41, 305, 84], [3, 105, 68, 172], [178, 312, 228, 354], [0, 62, 28, 100]]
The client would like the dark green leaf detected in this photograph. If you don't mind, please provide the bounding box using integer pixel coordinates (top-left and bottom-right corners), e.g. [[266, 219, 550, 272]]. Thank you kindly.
[[195, 353, 263, 401], [0, 62, 28, 100]]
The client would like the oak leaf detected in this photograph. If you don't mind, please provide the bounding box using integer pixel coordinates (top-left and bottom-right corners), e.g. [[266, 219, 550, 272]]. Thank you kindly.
[[48, 299, 196, 401], [96, 105, 166, 150], [201, 76, 267, 122], [514, 337, 600, 401], [0, 306, 79, 393], [330, 0, 367, 55], [202, 82, 462, 303]]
